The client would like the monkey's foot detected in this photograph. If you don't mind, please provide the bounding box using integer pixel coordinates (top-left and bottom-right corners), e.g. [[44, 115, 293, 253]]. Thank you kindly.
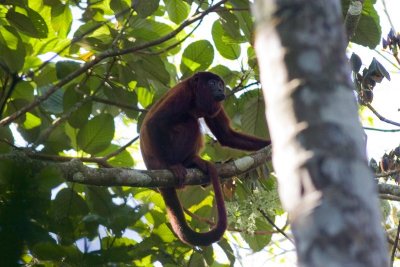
[[169, 164, 187, 188]]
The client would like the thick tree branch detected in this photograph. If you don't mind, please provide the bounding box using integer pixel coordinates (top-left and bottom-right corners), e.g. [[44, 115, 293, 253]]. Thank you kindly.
[[378, 183, 400, 198], [0, 146, 271, 188]]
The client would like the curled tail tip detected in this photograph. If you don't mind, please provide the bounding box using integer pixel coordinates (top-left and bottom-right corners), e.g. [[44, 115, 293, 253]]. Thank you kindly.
[[175, 224, 227, 246]]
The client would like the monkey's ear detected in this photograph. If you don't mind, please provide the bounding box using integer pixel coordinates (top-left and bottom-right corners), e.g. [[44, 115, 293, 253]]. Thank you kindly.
[[190, 73, 200, 87], [193, 74, 200, 82]]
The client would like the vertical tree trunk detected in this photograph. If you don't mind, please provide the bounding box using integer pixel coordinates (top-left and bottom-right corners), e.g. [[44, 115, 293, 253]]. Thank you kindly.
[[252, 0, 388, 266]]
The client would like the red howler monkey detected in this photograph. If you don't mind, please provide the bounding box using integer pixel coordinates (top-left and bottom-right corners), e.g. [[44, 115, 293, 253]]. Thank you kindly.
[[140, 72, 270, 246]]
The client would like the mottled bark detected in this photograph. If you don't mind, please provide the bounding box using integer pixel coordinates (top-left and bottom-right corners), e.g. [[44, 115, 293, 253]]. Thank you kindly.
[[344, 0, 365, 41], [0, 147, 271, 187], [253, 0, 388, 266]]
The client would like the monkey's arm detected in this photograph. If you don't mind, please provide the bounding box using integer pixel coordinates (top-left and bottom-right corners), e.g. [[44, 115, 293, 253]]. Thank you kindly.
[[205, 109, 270, 151]]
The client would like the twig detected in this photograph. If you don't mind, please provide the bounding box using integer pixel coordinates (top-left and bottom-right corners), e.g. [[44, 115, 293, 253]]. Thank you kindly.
[[366, 103, 400, 127], [91, 95, 146, 112], [0, 74, 20, 119], [183, 208, 274, 235], [258, 208, 294, 244], [382, 0, 396, 33], [227, 81, 260, 97], [104, 136, 139, 160], [363, 127, 400, 132], [374, 49, 400, 70], [391, 222, 400, 267]]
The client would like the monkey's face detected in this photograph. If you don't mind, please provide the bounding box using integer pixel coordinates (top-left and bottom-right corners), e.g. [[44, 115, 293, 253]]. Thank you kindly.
[[192, 72, 226, 117], [207, 79, 225, 102]]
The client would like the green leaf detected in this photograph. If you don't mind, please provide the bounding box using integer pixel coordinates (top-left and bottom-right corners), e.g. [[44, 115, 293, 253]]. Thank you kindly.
[[188, 252, 207, 267], [109, 205, 149, 236], [42, 126, 71, 154], [2, 0, 26, 6], [70, 101, 92, 129], [165, 0, 190, 24], [0, 25, 26, 72], [132, 0, 159, 18], [241, 93, 268, 139], [11, 81, 34, 102], [229, 0, 253, 40], [96, 144, 134, 167], [4, 98, 28, 123], [135, 189, 165, 212], [136, 87, 154, 108], [0, 127, 14, 153], [129, 17, 182, 55], [180, 40, 214, 76], [23, 112, 42, 129], [241, 218, 273, 252], [63, 85, 92, 129], [203, 135, 245, 162], [219, 9, 243, 40], [32, 242, 65, 261], [217, 239, 236, 264], [85, 186, 115, 217], [343, 0, 381, 48], [51, 3, 73, 38], [52, 188, 89, 218], [212, 20, 241, 60], [35, 166, 64, 194], [209, 65, 240, 88], [39, 85, 64, 114], [110, 0, 130, 14], [77, 114, 115, 154], [153, 223, 176, 243], [178, 186, 212, 209], [352, 13, 381, 48], [55, 61, 82, 79], [134, 55, 170, 85], [35, 62, 57, 87], [247, 46, 259, 77], [6, 7, 48, 38]]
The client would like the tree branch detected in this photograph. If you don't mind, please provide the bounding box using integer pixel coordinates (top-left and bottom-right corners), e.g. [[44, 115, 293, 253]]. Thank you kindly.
[[344, 0, 364, 41], [363, 127, 400, 133], [378, 183, 400, 198], [366, 103, 400, 127], [0, 146, 271, 187]]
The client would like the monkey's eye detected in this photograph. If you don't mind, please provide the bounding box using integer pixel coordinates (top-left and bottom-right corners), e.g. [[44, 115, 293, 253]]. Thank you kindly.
[[218, 81, 223, 89], [208, 80, 216, 87]]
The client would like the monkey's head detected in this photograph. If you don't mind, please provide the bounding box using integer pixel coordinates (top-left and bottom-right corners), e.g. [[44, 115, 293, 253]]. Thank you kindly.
[[191, 72, 226, 117]]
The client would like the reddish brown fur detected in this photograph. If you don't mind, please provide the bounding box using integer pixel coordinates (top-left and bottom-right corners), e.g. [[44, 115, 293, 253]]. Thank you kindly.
[[140, 72, 270, 246]]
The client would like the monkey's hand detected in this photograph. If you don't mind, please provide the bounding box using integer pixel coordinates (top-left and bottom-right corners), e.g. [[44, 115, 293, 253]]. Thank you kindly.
[[169, 164, 187, 188]]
